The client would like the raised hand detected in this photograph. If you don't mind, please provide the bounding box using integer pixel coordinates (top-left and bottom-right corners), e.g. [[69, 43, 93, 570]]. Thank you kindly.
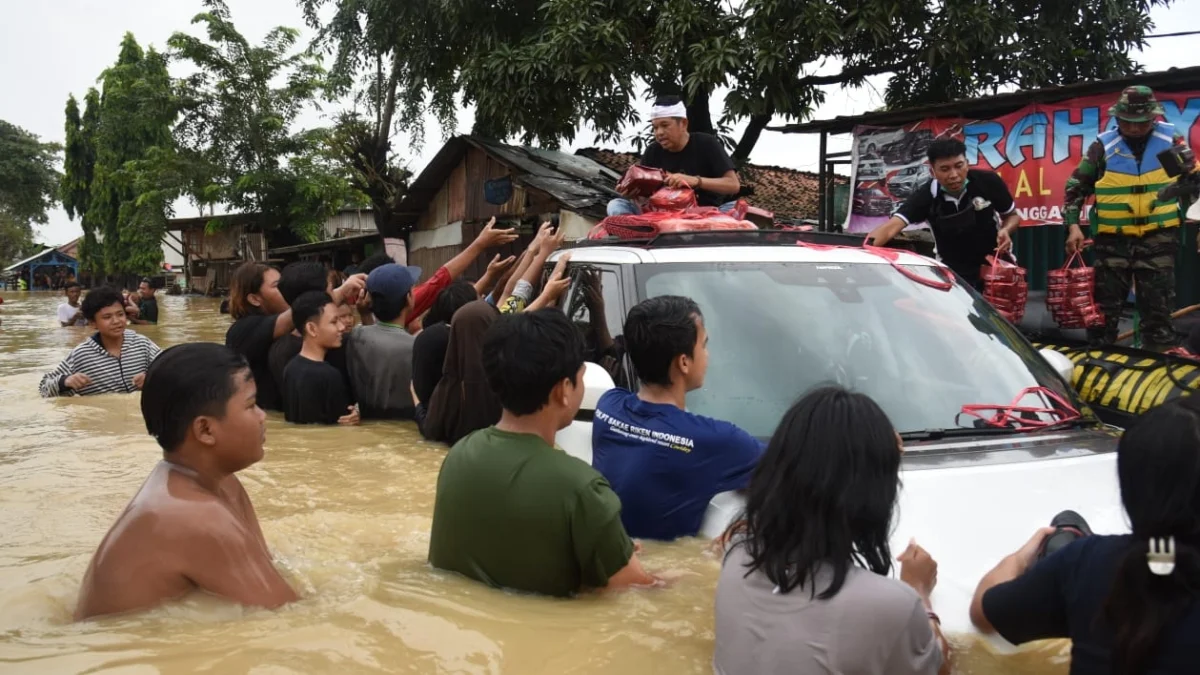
[[476, 217, 519, 249]]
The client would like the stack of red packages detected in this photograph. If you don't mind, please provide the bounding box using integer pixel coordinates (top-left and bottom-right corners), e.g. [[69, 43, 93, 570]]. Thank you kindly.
[[980, 254, 1028, 323], [647, 187, 697, 211], [1046, 251, 1105, 329], [615, 165, 667, 198]]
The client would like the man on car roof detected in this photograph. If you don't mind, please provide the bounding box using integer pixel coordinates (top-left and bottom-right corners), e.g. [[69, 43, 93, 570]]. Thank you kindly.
[[607, 95, 742, 217]]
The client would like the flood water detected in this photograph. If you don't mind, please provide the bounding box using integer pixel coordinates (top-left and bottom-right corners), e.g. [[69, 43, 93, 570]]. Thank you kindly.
[[0, 291, 1071, 674]]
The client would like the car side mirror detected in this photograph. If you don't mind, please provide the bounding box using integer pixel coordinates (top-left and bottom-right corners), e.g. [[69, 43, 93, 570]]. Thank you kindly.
[[1040, 348, 1076, 384], [580, 361, 616, 412]]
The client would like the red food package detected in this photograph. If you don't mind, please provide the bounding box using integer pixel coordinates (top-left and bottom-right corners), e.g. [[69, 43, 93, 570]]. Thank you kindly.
[[616, 165, 668, 198], [982, 254, 1028, 323], [1046, 251, 1104, 330], [648, 187, 698, 212]]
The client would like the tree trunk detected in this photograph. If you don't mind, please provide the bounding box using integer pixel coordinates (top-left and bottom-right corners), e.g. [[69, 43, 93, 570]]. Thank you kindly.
[[685, 86, 714, 135], [732, 113, 772, 163]]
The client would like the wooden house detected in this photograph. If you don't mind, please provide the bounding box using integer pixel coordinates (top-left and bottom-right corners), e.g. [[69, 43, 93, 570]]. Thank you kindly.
[[397, 136, 620, 280]]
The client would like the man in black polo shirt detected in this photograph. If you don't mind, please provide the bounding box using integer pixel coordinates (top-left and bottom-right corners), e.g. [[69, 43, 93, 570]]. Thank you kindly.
[[607, 95, 741, 216], [869, 138, 1021, 290]]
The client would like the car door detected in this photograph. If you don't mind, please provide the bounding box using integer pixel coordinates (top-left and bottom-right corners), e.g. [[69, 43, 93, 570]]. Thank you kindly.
[[559, 263, 634, 389]]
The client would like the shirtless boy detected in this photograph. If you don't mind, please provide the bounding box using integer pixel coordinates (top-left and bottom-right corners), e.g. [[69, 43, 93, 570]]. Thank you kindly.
[[74, 342, 298, 620]]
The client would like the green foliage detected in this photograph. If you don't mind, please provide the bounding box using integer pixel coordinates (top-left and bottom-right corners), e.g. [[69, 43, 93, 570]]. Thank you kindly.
[[62, 89, 101, 268], [0, 119, 61, 266], [302, 0, 1172, 161], [156, 0, 357, 240], [0, 120, 62, 226], [61, 33, 177, 277]]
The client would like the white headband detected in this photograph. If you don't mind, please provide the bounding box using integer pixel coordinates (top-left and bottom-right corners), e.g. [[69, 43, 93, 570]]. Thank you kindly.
[[651, 102, 687, 120]]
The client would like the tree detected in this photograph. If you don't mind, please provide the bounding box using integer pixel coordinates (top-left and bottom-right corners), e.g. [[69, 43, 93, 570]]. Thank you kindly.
[[61, 33, 176, 277], [302, 0, 1171, 163], [62, 89, 101, 270], [0, 120, 61, 265], [152, 0, 361, 241], [298, 2, 417, 240]]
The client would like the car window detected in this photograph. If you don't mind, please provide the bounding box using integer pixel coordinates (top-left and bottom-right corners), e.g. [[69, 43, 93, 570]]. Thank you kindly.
[[564, 265, 632, 388], [636, 261, 1088, 441]]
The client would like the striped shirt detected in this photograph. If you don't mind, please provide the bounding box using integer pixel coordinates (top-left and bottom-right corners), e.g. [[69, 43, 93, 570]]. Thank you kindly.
[[39, 330, 162, 397]]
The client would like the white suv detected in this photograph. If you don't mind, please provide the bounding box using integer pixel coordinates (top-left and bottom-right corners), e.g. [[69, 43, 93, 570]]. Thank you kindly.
[[550, 230, 1124, 636]]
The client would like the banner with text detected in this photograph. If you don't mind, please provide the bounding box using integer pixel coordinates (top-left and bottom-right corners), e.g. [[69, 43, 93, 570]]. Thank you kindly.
[[845, 91, 1200, 233]]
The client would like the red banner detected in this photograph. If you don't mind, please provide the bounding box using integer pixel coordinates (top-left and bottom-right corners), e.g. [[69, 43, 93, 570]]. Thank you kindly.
[[846, 91, 1200, 233]]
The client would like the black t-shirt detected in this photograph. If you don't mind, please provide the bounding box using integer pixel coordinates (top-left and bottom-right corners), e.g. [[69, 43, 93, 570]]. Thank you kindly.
[[641, 133, 737, 207], [137, 296, 159, 324], [982, 534, 1200, 674], [225, 313, 281, 412], [412, 322, 451, 405], [894, 169, 1015, 283], [282, 355, 352, 425], [269, 332, 352, 407]]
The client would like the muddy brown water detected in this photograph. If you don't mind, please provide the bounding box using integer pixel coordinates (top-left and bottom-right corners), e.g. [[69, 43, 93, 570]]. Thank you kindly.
[[0, 292, 1069, 674]]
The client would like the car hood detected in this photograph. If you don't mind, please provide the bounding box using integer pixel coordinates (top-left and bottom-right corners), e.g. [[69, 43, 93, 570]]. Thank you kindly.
[[702, 427, 1124, 637]]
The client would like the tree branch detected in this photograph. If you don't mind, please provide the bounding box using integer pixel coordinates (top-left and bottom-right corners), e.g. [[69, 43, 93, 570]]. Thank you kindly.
[[795, 62, 907, 87]]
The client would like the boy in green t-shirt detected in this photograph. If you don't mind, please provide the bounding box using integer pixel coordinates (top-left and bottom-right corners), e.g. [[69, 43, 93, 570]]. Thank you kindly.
[[428, 309, 658, 596]]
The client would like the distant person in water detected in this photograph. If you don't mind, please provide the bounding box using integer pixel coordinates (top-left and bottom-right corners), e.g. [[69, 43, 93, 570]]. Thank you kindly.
[[130, 279, 159, 325], [74, 343, 298, 620], [283, 291, 359, 426], [40, 286, 161, 397], [57, 282, 87, 327]]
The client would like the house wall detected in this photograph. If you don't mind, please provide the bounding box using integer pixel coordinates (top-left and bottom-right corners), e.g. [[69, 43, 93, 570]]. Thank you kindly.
[[416, 147, 530, 232], [324, 210, 375, 238]]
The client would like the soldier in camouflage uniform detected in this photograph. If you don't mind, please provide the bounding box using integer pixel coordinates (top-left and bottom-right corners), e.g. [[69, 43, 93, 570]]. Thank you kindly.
[[1063, 86, 1189, 350]]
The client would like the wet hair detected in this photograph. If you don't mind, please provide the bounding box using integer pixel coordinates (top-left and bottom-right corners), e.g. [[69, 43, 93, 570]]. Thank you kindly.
[[228, 262, 274, 320], [64, 282, 82, 292], [291, 291, 334, 336], [1104, 396, 1200, 675], [624, 295, 702, 387], [357, 251, 393, 276], [482, 309, 585, 416], [141, 342, 250, 452], [927, 138, 967, 165], [80, 286, 125, 322], [278, 261, 329, 306], [732, 385, 900, 598], [424, 281, 479, 328]]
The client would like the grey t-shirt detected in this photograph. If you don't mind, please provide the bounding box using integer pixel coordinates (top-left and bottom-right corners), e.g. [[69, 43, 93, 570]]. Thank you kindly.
[[346, 323, 416, 419], [714, 544, 942, 675]]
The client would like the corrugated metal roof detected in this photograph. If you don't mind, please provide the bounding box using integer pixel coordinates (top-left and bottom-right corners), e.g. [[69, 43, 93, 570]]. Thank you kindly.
[[4, 247, 77, 272], [773, 65, 1200, 135], [395, 136, 621, 227]]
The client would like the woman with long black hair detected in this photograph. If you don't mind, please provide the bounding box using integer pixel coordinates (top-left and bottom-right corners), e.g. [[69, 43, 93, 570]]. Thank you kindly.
[[972, 395, 1200, 674], [714, 386, 949, 675]]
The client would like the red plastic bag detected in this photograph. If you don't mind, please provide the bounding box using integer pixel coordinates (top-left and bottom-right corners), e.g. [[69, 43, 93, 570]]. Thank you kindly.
[[616, 165, 668, 198], [1046, 251, 1104, 329], [591, 209, 757, 240], [648, 187, 698, 212], [981, 253, 1028, 323]]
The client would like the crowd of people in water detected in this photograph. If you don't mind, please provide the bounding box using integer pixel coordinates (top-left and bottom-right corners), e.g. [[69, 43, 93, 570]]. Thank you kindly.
[[28, 217, 1200, 674]]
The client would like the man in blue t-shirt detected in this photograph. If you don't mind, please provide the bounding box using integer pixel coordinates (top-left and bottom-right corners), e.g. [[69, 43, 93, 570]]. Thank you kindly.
[[592, 295, 764, 540]]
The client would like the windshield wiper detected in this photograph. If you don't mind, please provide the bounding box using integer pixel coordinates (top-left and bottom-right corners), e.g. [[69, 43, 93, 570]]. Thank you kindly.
[[899, 427, 1025, 442], [958, 386, 1083, 432], [899, 417, 1099, 442]]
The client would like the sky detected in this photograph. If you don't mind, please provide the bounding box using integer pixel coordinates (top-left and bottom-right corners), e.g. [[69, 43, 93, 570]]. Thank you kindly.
[[2, 1, 1198, 246]]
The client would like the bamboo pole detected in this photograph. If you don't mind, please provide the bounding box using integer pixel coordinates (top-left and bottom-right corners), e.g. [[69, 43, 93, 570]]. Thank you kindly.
[[1116, 303, 1200, 342]]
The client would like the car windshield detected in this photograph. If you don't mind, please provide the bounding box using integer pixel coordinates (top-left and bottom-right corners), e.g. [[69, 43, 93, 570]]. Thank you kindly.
[[635, 261, 1089, 440]]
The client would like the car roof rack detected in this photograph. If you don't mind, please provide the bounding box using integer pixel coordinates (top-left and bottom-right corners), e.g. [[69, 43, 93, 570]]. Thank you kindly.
[[569, 229, 929, 253]]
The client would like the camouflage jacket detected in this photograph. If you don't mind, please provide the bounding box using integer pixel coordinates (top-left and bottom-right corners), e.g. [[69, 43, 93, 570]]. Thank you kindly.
[[1062, 131, 1187, 227]]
